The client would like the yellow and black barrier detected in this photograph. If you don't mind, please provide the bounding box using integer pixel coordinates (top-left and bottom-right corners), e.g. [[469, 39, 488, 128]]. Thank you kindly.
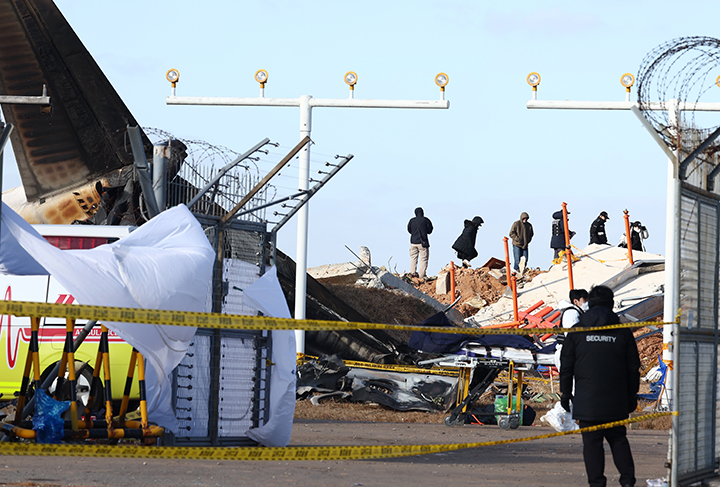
[[0, 412, 676, 461], [0, 301, 674, 336]]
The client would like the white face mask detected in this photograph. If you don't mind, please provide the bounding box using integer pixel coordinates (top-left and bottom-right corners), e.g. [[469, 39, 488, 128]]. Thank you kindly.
[[581, 302, 589, 311]]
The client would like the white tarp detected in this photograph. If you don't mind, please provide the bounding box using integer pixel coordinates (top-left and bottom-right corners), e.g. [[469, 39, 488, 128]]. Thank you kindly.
[[243, 266, 296, 447], [0, 202, 214, 431]]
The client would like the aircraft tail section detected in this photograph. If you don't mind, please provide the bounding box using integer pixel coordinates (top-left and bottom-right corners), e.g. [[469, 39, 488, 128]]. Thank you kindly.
[[0, 0, 152, 202]]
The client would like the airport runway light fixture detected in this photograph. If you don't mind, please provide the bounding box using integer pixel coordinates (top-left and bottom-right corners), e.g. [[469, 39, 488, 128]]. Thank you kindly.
[[344, 71, 358, 87], [255, 69, 268, 96], [166, 69, 180, 96], [166, 69, 180, 85], [621, 73, 635, 91], [344, 71, 357, 98], [621, 73, 635, 101], [435, 73, 449, 100], [255, 69, 268, 86]]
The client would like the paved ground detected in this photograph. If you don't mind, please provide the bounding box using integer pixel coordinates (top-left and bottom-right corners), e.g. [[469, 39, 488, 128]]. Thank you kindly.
[[1, 420, 669, 487]]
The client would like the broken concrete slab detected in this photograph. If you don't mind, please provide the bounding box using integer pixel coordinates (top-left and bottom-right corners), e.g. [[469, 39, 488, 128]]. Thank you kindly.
[[308, 262, 366, 286], [358, 246, 371, 267], [375, 269, 464, 325], [488, 269, 503, 280], [436, 272, 450, 295], [464, 295, 487, 309]]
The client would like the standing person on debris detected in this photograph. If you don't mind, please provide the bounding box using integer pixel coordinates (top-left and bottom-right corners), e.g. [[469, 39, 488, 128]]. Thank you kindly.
[[550, 210, 575, 260], [560, 285, 641, 487], [452, 216, 484, 266], [618, 221, 649, 252], [589, 211, 610, 245], [509, 212, 534, 273], [407, 207, 433, 278], [553, 288, 589, 370]]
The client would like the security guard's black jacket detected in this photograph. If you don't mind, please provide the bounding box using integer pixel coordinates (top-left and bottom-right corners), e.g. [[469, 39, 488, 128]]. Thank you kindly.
[[560, 305, 641, 422]]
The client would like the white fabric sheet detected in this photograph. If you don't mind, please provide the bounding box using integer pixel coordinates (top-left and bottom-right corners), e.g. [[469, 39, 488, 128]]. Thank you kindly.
[[0, 203, 214, 431], [243, 266, 296, 447]]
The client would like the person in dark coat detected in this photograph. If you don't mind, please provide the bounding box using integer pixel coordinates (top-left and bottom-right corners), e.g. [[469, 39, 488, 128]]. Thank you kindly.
[[589, 211, 610, 245], [509, 212, 534, 272], [551, 210, 575, 260], [618, 221, 649, 252], [630, 222, 648, 252], [452, 216, 483, 264], [560, 285, 641, 487], [407, 207, 433, 278]]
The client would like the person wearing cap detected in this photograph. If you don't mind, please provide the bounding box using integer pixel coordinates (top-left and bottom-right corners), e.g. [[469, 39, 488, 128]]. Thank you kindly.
[[407, 207, 433, 278], [629, 221, 648, 252], [509, 212, 534, 273], [589, 211, 610, 245], [551, 210, 575, 260], [452, 216, 484, 265], [618, 221, 649, 252]]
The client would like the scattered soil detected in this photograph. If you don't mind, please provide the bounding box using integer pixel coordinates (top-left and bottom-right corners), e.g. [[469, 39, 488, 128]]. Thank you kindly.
[[411, 263, 545, 318], [634, 326, 664, 369]]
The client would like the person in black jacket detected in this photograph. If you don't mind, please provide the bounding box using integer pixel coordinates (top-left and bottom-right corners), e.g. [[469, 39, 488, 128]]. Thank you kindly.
[[407, 207, 433, 278], [452, 216, 483, 265], [560, 285, 641, 487], [630, 222, 648, 252], [618, 221, 649, 252], [551, 210, 575, 260], [589, 211, 610, 245]]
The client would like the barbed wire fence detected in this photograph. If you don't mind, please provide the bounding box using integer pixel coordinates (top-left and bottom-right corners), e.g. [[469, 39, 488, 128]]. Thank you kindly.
[[637, 36, 720, 179], [143, 127, 278, 223]]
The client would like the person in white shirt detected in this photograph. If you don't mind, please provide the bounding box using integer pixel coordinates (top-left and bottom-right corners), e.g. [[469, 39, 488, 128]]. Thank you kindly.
[[554, 288, 589, 370]]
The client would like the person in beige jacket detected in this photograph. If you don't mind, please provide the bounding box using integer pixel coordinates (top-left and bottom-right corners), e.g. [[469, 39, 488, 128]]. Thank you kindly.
[[509, 212, 534, 273]]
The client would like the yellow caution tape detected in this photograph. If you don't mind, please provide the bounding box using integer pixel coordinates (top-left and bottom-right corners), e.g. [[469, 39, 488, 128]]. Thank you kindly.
[[0, 412, 676, 461], [0, 301, 676, 336]]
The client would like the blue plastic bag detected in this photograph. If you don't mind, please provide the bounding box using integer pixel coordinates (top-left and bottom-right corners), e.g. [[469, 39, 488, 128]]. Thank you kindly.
[[33, 390, 71, 444]]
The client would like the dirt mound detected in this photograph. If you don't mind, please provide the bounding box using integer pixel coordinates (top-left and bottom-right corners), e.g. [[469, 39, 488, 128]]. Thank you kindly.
[[324, 283, 437, 326], [410, 263, 545, 318], [323, 283, 438, 346]]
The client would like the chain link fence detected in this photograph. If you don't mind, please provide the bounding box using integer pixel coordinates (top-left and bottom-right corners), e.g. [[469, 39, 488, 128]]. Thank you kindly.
[[675, 183, 720, 484]]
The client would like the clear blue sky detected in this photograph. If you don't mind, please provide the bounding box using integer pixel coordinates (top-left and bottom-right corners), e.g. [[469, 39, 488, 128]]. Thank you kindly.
[[3, 1, 719, 274]]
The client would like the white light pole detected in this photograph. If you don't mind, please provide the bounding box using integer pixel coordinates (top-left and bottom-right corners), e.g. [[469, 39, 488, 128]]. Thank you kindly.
[[525, 74, 720, 411], [165, 70, 450, 353]]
